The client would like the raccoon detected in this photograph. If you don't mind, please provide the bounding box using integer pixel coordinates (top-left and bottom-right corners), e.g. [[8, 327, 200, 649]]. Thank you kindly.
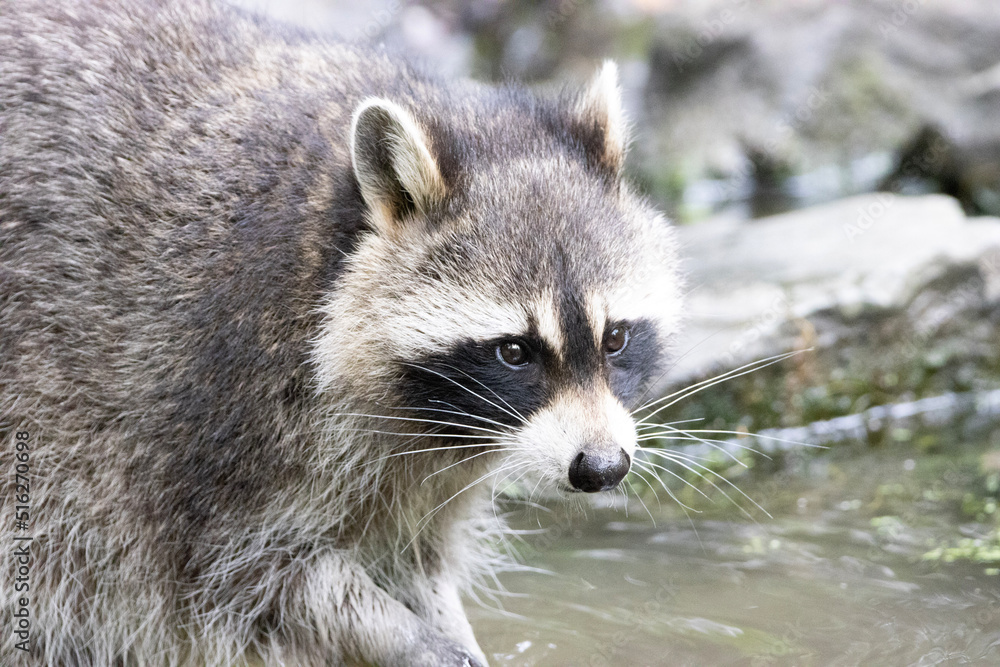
[[0, 0, 682, 665]]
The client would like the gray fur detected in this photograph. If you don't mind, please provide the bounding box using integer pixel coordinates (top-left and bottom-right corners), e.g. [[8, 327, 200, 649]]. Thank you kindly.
[[0, 1, 681, 664]]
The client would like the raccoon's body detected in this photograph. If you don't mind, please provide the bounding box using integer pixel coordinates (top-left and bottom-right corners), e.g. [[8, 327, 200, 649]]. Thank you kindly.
[[0, 1, 682, 664]]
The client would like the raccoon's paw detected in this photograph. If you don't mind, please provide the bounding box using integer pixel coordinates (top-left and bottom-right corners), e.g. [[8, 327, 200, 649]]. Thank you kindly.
[[398, 634, 486, 667]]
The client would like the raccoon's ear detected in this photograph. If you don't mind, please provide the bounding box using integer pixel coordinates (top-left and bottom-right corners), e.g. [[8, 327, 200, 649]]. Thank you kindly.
[[350, 98, 446, 231], [572, 60, 630, 177]]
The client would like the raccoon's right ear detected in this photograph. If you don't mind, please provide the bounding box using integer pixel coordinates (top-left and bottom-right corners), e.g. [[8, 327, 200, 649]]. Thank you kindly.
[[571, 60, 630, 178], [350, 98, 447, 232]]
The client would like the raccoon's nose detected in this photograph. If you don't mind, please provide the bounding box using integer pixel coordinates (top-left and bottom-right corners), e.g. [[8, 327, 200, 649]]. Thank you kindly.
[[568, 448, 631, 493]]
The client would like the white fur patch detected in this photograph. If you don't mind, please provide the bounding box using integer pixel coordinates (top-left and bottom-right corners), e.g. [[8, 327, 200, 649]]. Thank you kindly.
[[604, 274, 682, 331], [603, 391, 638, 457], [505, 387, 637, 490], [584, 292, 608, 344], [312, 232, 532, 397], [532, 292, 565, 358]]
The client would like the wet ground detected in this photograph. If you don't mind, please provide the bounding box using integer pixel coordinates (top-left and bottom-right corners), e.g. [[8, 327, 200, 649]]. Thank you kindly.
[[470, 432, 1000, 666]]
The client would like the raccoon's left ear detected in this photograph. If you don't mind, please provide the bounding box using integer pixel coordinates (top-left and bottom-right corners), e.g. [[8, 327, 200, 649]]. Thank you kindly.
[[572, 60, 630, 178], [350, 98, 447, 232]]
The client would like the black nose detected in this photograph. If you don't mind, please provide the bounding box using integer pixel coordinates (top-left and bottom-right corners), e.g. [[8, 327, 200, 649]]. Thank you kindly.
[[568, 448, 631, 493]]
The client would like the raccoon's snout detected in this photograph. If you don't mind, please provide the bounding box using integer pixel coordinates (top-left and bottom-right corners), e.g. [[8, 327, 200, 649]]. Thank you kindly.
[[568, 448, 631, 493]]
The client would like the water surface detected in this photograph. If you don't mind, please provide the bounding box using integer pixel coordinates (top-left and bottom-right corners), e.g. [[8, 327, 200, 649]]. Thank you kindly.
[[470, 439, 1000, 666]]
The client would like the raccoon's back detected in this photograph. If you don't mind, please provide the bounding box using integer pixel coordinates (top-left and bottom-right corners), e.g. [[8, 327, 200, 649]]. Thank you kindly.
[[0, 0, 370, 273], [0, 0, 377, 521]]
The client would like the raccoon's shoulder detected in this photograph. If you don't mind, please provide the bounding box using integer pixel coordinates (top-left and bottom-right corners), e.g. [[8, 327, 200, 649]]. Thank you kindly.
[[0, 0, 408, 149]]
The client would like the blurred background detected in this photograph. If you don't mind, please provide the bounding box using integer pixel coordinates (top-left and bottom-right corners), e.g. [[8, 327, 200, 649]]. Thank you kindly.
[[234, 0, 1000, 664]]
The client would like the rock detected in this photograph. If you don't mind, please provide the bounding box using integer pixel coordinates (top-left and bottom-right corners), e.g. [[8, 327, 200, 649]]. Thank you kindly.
[[663, 194, 1000, 410], [638, 0, 1000, 216], [879, 124, 1000, 216]]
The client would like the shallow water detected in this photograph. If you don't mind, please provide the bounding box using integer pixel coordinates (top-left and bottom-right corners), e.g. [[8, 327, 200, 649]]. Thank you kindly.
[[469, 439, 1000, 666]]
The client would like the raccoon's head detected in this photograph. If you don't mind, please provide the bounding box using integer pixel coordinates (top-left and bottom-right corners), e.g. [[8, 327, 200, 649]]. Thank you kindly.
[[317, 62, 681, 494]]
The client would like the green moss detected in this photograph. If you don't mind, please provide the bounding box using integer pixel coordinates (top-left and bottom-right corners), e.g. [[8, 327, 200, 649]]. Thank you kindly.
[[923, 533, 1000, 567], [643, 319, 1000, 443]]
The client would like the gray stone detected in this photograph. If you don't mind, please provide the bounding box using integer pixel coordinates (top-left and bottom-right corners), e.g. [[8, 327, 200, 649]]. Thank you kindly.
[[665, 193, 1000, 385], [639, 0, 1000, 215]]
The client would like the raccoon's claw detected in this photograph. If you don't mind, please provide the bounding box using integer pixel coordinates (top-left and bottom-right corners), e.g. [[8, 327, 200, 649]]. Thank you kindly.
[[450, 651, 485, 667], [399, 635, 486, 667], [428, 644, 486, 667]]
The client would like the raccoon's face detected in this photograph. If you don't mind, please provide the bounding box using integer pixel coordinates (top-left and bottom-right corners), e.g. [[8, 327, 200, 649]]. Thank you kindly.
[[317, 63, 681, 494]]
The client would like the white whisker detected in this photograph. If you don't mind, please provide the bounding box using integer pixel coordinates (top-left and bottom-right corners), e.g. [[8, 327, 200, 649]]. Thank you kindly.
[[635, 457, 712, 502], [639, 449, 769, 519], [373, 444, 506, 464], [416, 402, 514, 430], [405, 462, 525, 551], [633, 349, 809, 424], [637, 433, 769, 465], [635, 417, 706, 430], [639, 426, 758, 465], [421, 446, 524, 484], [430, 363, 528, 425], [333, 412, 508, 436], [629, 466, 663, 512], [400, 362, 526, 425], [349, 430, 502, 441], [626, 474, 657, 525], [668, 428, 825, 450], [631, 459, 699, 512]]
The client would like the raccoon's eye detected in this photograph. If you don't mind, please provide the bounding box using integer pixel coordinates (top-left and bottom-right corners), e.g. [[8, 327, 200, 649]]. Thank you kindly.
[[496, 340, 530, 368], [604, 325, 630, 356]]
